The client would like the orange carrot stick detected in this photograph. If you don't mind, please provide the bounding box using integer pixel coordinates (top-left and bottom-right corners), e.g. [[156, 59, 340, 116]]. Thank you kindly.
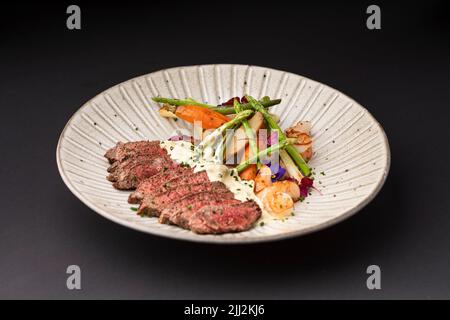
[[239, 145, 257, 181], [175, 105, 230, 129]]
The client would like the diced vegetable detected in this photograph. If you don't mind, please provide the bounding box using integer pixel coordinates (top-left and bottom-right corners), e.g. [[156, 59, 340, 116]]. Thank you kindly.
[[175, 105, 231, 129]]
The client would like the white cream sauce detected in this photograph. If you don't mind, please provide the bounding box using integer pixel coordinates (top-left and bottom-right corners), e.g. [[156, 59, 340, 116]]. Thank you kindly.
[[160, 140, 272, 222]]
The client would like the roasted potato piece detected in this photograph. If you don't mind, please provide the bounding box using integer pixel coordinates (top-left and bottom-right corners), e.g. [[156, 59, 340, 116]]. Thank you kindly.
[[225, 112, 264, 162]]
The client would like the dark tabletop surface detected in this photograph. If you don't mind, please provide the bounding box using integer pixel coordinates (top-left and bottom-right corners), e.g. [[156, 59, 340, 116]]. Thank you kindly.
[[1, 1, 449, 299]]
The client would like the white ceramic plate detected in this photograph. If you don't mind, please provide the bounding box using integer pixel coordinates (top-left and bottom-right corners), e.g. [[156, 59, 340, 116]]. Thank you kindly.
[[57, 65, 390, 243]]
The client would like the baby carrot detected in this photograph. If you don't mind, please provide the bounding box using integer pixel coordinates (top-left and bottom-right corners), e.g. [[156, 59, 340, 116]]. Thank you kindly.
[[239, 145, 257, 181], [175, 105, 230, 129]]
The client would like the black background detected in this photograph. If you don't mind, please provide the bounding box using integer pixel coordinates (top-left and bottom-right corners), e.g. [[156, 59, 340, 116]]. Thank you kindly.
[[1, 1, 449, 299]]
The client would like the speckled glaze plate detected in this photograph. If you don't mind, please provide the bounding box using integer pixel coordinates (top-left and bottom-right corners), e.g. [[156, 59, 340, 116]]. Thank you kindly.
[[56, 65, 390, 243]]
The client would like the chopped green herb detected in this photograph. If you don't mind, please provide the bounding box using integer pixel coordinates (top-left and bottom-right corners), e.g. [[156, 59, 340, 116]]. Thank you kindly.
[[130, 207, 138, 212]]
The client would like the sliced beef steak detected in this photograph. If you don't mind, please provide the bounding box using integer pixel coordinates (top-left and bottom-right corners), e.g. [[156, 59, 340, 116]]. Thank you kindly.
[[107, 145, 167, 173], [105, 141, 161, 164], [158, 191, 237, 225], [128, 166, 193, 204], [148, 171, 210, 198], [112, 156, 177, 190], [188, 200, 261, 234], [108, 153, 164, 176], [105, 140, 264, 235], [137, 181, 229, 217], [107, 154, 174, 182]]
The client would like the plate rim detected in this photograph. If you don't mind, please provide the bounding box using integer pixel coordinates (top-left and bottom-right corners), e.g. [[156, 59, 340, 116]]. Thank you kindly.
[[56, 64, 391, 244]]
